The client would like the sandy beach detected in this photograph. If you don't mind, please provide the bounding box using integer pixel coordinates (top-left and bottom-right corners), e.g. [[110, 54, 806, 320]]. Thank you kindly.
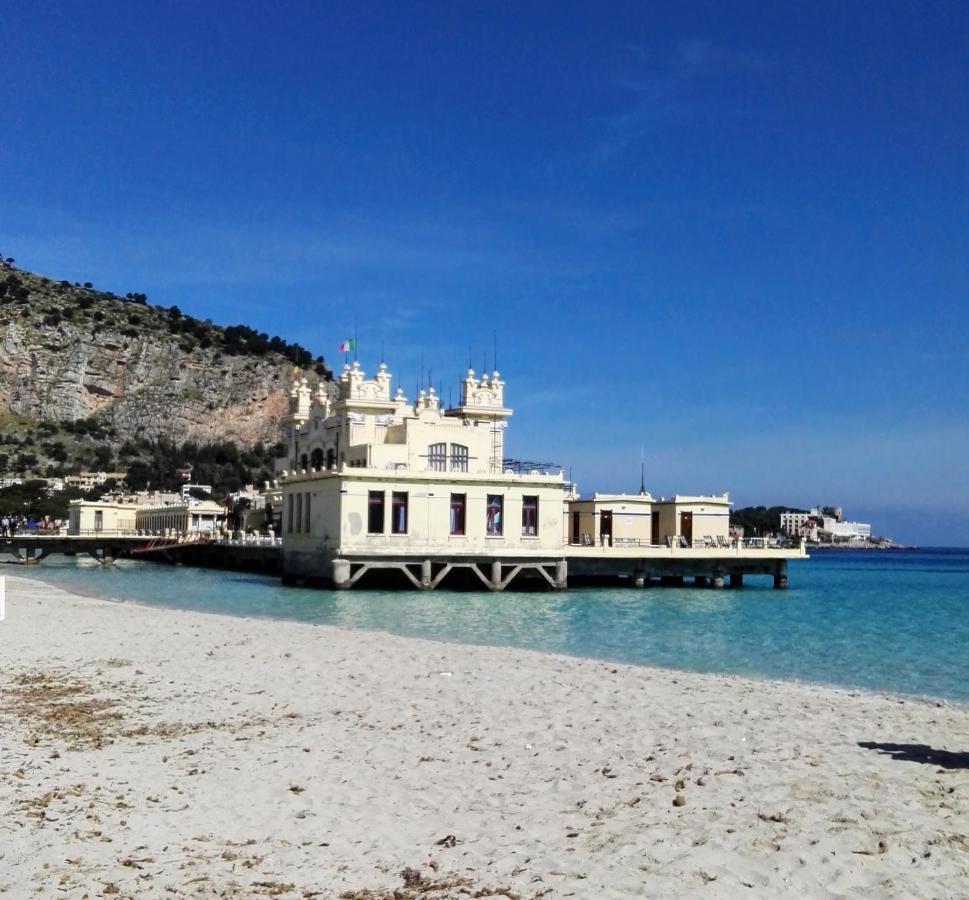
[[1, 575, 968, 898]]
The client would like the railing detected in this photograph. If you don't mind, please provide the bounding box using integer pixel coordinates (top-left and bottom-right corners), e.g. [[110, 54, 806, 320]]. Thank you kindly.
[[212, 534, 283, 547], [571, 536, 804, 552]]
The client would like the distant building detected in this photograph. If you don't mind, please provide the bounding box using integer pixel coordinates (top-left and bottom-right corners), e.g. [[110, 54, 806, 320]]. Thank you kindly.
[[780, 506, 871, 544], [135, 501, 224, 534], [68, 500, 138, 535], [67, 496, 224, 535], [64, 470, 126, 491]]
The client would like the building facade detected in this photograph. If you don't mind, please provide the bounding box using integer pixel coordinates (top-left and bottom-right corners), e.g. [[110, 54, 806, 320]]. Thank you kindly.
[[279, 362, 565, 582]]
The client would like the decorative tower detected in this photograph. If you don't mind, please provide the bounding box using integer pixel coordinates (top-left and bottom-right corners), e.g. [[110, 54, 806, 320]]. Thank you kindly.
[[446, 369, 512, 473]]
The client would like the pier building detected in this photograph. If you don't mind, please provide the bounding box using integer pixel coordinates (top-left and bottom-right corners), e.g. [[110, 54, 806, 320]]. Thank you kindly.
[[276, 361, 805, 590]]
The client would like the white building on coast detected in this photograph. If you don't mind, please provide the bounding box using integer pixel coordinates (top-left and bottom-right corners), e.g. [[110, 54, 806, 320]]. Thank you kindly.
[[275, 360, 736, 585]]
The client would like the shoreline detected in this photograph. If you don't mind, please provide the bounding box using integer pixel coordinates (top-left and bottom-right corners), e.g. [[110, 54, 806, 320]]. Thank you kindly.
[[3, 576, 969, 897], [11, 568, 962, 710]]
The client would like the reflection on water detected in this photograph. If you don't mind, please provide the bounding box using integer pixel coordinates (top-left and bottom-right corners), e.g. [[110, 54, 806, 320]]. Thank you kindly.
[[12, 549, 969, 703]]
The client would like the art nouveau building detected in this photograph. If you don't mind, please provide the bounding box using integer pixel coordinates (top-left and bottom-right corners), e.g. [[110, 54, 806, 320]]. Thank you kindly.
[[279, 361, 567, 585]]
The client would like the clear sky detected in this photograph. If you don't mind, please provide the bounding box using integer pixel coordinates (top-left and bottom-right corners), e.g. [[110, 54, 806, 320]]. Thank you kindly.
[[3, 1, 967, 544]]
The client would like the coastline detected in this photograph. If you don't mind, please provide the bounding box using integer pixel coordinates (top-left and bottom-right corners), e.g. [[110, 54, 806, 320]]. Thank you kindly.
[[2, 576, 969, 898]]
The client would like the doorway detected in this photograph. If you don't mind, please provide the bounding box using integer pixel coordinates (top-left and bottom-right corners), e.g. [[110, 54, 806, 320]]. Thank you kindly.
[[600, 510, 613, 547], [680, 511, 693, 544], [651, 510, 659, 545], [571, 511, 581, 545]]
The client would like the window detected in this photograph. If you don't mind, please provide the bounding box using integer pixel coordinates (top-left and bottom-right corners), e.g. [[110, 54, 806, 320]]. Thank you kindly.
[[450, 443, 469, 472], [304, 492, 311, 533], [368, 491, 385, 534], [391, 492, 408, 534], [295, 493, 303, 534], [310, 448, 324, 470], [428, 443, 447, 472], [287, 494, 294, 533], [522, 496, 538, 536], [486, 494, 503, 535], [450, 493, 466, 535], [94, 510, 103, 531], [326, 448, 336, 470]]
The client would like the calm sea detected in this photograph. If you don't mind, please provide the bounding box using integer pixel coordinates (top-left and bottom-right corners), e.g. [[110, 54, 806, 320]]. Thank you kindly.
[[10, 548, 969, 703]]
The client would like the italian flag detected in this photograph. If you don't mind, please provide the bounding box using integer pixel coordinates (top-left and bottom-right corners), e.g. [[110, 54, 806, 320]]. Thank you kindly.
[[339, 338, 355, 353]]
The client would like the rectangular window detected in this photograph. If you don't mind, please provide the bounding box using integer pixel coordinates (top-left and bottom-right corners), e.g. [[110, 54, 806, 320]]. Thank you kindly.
[[449, 444, 469, 472], [391, 492, 408, 534], [449, 493, 466, 535], [304, 492, 311, 533], [486, 494, 503, 536], [287, 494, 294, 534], [295, 493, 303, 534], [368, 490, 385, 534], [522, 495, 538, 536], [428, 443, 447, 472]]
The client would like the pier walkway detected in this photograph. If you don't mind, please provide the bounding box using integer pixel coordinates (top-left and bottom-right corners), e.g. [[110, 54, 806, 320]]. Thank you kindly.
[[2, 533, 805, 590], [313, 539, 806, 591]]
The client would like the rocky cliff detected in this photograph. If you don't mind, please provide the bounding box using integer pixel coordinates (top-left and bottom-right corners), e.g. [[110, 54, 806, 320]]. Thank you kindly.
[[0, 264, 328, 448]]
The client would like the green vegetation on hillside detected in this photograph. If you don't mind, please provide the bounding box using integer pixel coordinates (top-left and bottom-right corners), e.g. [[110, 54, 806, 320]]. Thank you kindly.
[[0, 411, 281, 491], [730, 506, 806, 535], [0, 260, 331, 375], [0, 479, 100, 520]]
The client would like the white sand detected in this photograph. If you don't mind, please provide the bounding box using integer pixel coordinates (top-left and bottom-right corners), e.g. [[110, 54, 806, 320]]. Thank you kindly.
[[1, 575, 968, 899]]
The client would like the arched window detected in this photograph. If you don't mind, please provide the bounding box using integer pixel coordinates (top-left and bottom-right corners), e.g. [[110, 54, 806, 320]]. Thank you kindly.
[[326, 448, 336, 470], [310, 448, 324, 471], [450, 444, 469, 472], [428, 442, 447, 472], [299, 453, 309, 471]]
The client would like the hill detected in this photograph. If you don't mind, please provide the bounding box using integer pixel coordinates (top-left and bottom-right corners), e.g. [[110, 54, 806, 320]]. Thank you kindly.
[[0, 258, 329, 475]]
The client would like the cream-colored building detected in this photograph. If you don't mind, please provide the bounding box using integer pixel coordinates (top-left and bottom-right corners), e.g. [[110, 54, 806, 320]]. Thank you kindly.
[[279, 361, 565, 583], [564, 492, 731, 548], [68, 498, 225, 536], [64, 471, 127, 491], [566, 493, 655, 547], [275, 360, 806, 589], [135, 501, 225, 534], [651, 495, 732, 546], [68, 500, 138, 536]]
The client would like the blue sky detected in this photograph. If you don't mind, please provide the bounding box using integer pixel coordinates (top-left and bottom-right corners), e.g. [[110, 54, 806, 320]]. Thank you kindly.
[[2, 1, 967, 543]]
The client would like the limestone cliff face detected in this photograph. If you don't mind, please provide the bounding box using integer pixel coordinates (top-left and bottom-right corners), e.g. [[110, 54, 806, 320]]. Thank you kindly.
[[0, 266, 326, 446]]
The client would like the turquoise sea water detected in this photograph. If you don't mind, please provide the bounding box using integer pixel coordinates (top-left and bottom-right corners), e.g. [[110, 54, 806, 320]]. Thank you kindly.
[[9, 549, 969, 703]]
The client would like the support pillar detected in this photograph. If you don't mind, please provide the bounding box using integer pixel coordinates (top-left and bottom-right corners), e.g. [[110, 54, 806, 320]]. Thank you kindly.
[[773, 560, 788, 590], [730, 572, 744, 589], [421, 559, 432, 590], [332, 558, 351, 589], [490, 560, 503, 591], [712, 572, 725, 589], [554, 559, 568, 590]]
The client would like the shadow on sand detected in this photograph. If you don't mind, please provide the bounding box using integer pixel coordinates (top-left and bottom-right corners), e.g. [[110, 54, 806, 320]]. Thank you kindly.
[[858, 741, 969, 770]]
